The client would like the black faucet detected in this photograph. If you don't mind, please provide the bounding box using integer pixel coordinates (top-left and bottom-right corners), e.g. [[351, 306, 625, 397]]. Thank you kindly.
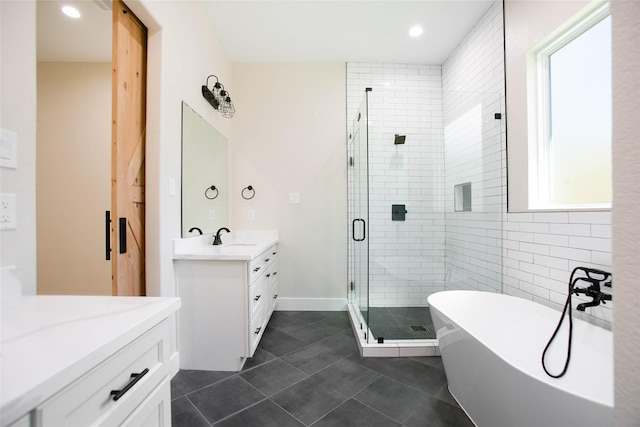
[[571, 267, 612, 311], [213, 227, 230, 245], [188, 227, 203, 235]]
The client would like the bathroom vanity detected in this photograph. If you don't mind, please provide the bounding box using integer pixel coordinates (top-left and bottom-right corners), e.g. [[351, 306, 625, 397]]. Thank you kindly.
[[0, 295, 181, 427], [173, 230, 279, 371]]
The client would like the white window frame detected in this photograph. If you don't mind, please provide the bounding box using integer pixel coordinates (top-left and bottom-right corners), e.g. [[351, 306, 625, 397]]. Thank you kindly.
[[527, 1, 611, 210]]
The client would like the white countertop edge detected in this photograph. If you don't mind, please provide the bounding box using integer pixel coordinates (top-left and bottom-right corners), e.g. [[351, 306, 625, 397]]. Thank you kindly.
[[173, 230, 279, 261], [1, 296, 181, 426]]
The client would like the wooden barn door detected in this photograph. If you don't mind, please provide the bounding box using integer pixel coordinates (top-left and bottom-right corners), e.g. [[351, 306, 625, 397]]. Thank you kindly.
[[111, 0, 147, 296]]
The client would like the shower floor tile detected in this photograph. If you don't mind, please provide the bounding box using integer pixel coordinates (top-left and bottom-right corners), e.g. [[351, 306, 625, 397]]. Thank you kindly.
[[170, 310, 472, 427], [368, 306, 437, 340]]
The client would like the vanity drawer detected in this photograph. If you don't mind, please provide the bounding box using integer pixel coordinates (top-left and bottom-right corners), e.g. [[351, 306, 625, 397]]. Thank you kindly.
[[248, 245, 278, 283], [249, 279, 265, 320], [264, 263, 277, 314], [119, 376, 170, 427], [38, 320, 170, 427], [248, 309, 265, 356]]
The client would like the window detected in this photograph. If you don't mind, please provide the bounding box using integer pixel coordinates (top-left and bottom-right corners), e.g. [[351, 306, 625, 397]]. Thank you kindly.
[[528, 3, 611, 210]]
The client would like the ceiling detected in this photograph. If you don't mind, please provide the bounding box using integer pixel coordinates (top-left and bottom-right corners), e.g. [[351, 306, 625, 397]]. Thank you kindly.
[[37, 0, 494, 64]]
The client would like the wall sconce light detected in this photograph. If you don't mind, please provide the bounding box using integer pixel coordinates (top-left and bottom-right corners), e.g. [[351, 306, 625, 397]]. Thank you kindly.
[[202, 75, 235, 118]]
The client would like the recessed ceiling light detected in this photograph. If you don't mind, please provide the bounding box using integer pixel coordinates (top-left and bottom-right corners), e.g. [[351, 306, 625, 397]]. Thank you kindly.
[[61, 5, 81, 19], [409, 25, 423, 38]]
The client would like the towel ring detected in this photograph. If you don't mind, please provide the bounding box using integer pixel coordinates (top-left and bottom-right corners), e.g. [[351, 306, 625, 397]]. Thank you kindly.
[[242, 185, 255, 200], [205, 185, 219, 200]]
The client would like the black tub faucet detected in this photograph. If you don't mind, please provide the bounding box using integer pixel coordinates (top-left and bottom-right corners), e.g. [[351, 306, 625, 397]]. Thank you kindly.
[[188, 227, 203, 235], [213, 227, 230, 245], [571, 267, 612, 311]]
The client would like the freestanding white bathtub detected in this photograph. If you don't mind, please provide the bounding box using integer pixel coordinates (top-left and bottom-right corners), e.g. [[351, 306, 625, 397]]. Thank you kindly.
[[428, 290, 613, 427]]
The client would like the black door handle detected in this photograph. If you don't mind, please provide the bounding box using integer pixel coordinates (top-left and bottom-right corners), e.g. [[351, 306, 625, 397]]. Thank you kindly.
[[105, 211, 111, 261], [119, 217, 127, 254], [352, 219, 366, 241]]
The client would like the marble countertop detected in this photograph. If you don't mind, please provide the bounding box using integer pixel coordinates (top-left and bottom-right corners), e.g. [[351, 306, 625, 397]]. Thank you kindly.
[[0, 295, 181, 426], [173, 229, 279, 261]]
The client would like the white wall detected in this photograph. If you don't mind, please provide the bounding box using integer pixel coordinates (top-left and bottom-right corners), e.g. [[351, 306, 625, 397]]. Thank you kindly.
[[503, 211, 612, 327], [0, 1, 37, 296], [611, 0, 640, 423], [230, 63, 347, 308]]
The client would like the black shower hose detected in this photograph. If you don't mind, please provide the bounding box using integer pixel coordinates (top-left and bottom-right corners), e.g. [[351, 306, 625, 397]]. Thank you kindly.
[[541, 267, 580, 378]]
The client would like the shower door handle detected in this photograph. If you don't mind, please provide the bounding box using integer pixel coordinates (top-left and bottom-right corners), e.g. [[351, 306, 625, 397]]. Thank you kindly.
[[352, 219, 366, 241]]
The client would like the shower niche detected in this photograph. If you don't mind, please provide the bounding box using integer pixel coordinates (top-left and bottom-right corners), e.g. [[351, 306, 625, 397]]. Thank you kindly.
[[454, 182, 472, 212]]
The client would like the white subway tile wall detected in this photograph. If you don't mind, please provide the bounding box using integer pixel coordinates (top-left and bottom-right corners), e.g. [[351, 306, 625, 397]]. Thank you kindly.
[[442, 0, 505, 294], [503, 212, 613, 328], [346, 0, 612, 329], [347, 63, 446, 307]]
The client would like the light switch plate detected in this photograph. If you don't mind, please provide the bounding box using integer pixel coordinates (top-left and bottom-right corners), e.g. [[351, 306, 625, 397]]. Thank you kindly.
[[1, 193, 17, 230], [288, 192, 300, 204], [0, 129, 18, 169]]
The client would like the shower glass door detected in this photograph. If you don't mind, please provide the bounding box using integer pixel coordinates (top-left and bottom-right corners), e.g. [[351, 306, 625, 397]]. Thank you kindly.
[[350, 90, 370, 334]]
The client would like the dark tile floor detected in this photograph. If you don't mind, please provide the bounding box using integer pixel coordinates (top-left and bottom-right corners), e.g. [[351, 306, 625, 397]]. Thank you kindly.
[[171, 311, 473, 427]]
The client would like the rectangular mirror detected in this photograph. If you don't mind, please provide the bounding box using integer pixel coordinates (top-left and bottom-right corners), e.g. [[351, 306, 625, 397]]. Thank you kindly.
[[181, 101, 229, 237]]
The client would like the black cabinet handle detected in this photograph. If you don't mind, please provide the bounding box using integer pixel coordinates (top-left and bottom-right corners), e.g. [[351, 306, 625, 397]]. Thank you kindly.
[[254, 326, 262, 335], [119, 217, 127, 254], [105, 211, 111, 261], [253, 267, 261, 272], [272, 252, 277, 255], [274, 294, 278, 299], [265, 258, 270, 263], [254, 295, 261, 301], [273, 272, 278, 276], [110, 368, 149, 401], [266, 273, 271, 278]]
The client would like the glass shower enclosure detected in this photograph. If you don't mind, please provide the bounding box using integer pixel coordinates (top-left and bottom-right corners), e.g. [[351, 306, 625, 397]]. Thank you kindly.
[[347, 86, 504, 345]]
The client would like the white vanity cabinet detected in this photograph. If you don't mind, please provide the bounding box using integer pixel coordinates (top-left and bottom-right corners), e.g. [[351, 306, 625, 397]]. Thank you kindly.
[[248, 247, 279, 356], [175, 241, 279, 371], [38, 320, 171, 427], [0, 296, 181, 427]]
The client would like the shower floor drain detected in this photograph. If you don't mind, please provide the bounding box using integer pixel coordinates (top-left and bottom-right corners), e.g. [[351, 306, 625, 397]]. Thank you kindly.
[[410, 325, 427, 332]]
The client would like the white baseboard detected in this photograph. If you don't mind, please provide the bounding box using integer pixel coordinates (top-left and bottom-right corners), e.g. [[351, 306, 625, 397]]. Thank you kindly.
[[276, 298, 347, 311]]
